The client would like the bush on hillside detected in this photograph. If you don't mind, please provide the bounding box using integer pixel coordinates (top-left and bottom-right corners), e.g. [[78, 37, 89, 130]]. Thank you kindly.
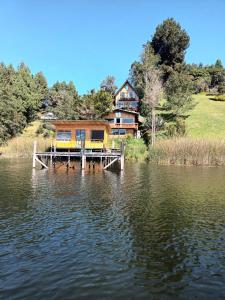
[[209, 95, 225, 101]]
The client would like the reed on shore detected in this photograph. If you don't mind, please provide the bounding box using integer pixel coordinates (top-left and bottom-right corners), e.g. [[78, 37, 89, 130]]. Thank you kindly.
[[149, 138, 225, 166], [2, 134, 225, 167], [0, 136, 52, 158]]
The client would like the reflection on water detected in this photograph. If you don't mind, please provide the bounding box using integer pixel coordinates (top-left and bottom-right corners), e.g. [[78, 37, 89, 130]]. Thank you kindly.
[[0, 159, 225, 300]]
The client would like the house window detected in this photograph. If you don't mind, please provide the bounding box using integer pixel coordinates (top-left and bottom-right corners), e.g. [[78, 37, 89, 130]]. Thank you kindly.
[[91, 130, 104, 141], [117, 102, 124, 108], [76, 129, 86, 141], [112, 129, 119, 135], [115, 112, 121, 117], [131, 102, 138, 108], [111, 129, 126, 135], [56, 130, 72, 141], [122, 118, 134, 123], [119, 129, 126, 135]]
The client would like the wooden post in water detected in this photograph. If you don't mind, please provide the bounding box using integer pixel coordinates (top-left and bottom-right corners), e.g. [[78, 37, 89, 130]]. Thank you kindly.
[[81, 150, 86, 170], [68, 149, 71, 167], [33, 140, 37, 168], [50, 140, 53, 165], [120, 141, 125, 170]]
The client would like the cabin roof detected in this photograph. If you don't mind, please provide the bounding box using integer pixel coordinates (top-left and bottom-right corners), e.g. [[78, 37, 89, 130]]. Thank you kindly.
[[52, 120, 110, 129], [114, 80, 137, 97]]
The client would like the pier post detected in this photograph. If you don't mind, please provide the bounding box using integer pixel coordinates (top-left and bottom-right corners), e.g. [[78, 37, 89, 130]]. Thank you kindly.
[[50, 140, 53, 165], [33, 140, 37, 168], [81, 151, 86, 170], [120, 141, 125, 170], [68, 149, 71, 167]]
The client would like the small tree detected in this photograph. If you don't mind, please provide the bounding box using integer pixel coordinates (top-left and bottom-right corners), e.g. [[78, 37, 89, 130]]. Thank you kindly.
[[141, 45, 163, 146], [143, 68, 163, 146], [100, 76, 117, 95], [78, 90, 113, 119]]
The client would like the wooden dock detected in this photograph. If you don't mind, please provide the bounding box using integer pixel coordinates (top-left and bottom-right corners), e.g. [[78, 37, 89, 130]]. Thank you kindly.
[[32, 141, 125, 171]]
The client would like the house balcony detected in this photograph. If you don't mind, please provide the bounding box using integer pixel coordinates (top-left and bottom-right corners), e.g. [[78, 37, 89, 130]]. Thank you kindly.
[[115, 100, 139, 111], [109, 123, 138, 129]]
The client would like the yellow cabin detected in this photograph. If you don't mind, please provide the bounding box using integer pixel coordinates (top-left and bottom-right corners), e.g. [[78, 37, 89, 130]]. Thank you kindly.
[[52, 120, 110, 150]]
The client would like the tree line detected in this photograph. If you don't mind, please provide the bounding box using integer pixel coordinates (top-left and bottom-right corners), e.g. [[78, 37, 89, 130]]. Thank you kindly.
[[129, 18, 225, 142], [0, 63, 114, 144], [1, 18, 225, 145]]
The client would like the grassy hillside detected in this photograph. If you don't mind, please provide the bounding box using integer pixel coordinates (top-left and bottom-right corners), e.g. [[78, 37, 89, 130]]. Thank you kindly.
[[186, 94, 225, 139]]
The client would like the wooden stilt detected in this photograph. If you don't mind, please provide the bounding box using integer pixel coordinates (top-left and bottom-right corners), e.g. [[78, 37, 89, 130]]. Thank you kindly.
[[50, 140, 53, 165], [103, 157, 118, 170], [82, 152, 86, 170], [68, 149, 70, 167], [33, 141, 37, 168], [120, 142, 125, 170], [36, 155, 48, 169]]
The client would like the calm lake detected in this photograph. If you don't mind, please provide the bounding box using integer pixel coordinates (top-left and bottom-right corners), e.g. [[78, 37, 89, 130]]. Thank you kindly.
[[0, 159, 225, 300]]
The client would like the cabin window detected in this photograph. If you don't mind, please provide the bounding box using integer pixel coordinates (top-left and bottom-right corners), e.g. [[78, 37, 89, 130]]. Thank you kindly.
[[115, 112, 121, 117], [122, 118, 134, 123], [91, 130, 104, 141], [76, 129, 86, 141], [56, 130, 72, 141]]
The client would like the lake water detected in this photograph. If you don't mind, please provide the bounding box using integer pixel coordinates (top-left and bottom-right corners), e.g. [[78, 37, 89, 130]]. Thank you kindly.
[[0, 159, 225, 300]]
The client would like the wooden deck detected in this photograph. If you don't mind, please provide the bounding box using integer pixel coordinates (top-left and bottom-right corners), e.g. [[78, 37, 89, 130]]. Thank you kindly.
[[32, 142, 125, 171]]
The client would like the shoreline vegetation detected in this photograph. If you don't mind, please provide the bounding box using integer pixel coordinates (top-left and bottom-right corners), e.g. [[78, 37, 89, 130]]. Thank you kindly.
[[2, 93, 225, 166], [2, 134, 225, 166]]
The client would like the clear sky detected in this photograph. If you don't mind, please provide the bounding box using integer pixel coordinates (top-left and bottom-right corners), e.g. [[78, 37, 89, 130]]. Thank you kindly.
[[0, 0, 224, 93]]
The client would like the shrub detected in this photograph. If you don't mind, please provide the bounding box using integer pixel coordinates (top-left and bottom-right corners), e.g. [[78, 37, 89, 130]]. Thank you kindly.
[[218, 83, 225, 94], [210, 95, 225, 101]]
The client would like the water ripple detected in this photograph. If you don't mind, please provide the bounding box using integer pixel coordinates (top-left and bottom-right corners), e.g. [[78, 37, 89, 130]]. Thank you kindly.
[[0, 160, 225, 299]]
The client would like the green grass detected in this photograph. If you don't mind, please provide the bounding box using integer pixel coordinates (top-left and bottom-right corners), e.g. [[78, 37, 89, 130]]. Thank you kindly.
[[186, 94, 225, 139]]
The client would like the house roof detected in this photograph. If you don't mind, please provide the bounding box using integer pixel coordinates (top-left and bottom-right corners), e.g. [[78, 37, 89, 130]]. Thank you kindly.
[[114, 80, 137, 97], [51, 120, 111, 129]]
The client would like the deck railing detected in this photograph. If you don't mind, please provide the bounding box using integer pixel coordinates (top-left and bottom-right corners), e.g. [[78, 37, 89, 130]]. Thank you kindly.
[[109, 123, 138, 129]]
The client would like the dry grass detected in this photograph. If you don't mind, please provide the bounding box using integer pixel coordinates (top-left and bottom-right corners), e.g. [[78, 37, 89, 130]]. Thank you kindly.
[[149, 138, 225, 166], [0, 136, 52, 158], [0, 120, 52, 158]]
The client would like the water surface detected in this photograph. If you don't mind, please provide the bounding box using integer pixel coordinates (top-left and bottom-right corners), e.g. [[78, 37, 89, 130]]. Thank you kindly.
[[0, 160, 225, 299]]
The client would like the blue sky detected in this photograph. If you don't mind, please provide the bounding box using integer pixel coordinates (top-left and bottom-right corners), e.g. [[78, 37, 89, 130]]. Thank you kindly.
[[0, 0, 224, 93]]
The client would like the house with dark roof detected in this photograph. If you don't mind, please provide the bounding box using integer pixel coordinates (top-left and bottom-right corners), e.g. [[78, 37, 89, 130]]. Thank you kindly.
[[103, 80, 143, 138]]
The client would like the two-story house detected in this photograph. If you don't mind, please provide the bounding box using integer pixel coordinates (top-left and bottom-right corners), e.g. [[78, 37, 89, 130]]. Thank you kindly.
[[104, 80, 143, 138]]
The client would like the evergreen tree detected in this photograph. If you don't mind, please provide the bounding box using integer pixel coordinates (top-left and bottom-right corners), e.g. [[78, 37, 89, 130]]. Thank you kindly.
[[78, 90, 113, 119], [48, 81, 79, 120], [151, 18, 190, 68], [100, 76, 117, 95], [165, 72, 195, 115]]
